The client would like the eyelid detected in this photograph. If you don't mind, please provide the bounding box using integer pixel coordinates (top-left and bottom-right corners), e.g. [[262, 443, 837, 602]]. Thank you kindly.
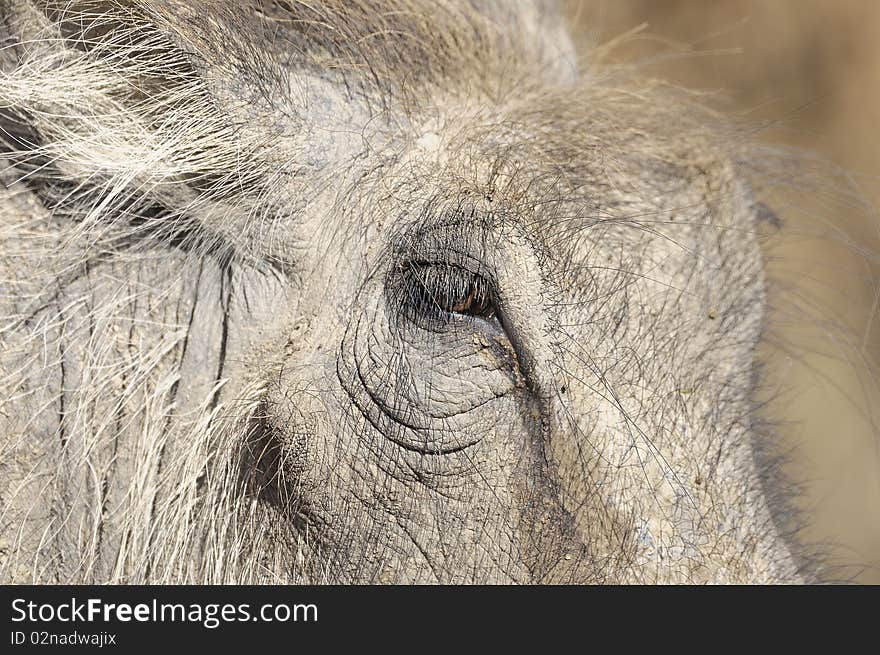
[[386, 219, 554, 414]]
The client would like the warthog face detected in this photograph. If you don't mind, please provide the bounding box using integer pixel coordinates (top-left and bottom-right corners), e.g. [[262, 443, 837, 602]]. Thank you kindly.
[[0, 0, 802, 582]]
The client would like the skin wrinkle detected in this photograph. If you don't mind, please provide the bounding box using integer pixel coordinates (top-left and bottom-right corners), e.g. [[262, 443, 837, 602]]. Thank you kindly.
[[0, 0, 807, 583]]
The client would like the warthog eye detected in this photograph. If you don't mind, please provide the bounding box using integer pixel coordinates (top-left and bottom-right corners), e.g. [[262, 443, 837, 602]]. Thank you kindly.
[[401, 262, 498, 324]]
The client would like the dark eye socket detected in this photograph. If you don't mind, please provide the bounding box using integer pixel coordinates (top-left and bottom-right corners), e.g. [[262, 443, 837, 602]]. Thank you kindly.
[[401, 262, 497, 323]]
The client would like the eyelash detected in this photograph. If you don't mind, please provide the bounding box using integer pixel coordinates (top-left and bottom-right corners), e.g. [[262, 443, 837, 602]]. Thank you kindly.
[[399, 262, 498, 324]]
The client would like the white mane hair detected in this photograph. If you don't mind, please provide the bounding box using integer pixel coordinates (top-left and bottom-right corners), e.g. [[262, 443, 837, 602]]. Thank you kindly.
[[1, 0, 873, 583]]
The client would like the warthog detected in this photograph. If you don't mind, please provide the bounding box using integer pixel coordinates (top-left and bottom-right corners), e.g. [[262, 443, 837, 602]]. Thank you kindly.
[[0, 0, 808, 583]]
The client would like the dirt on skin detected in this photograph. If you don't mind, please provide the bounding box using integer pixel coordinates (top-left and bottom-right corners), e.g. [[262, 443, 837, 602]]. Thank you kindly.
[[565, 0, 880, 583], [2, 1, 876, 584]]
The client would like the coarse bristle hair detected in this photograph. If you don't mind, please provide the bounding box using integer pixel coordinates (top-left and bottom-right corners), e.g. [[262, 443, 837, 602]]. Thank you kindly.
[[2, 1, 872, 583]]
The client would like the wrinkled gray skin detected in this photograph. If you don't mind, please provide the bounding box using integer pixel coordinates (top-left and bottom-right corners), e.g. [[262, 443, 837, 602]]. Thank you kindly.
[[0, 0, 803, 583]]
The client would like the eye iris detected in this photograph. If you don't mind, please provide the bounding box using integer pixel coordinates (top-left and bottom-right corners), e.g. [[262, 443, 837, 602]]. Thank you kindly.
[[450, 287, 477, 313], [448, 286, 495, 319]]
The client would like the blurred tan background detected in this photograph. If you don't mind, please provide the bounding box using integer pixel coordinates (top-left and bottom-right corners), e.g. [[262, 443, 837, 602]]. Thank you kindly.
[[564, 1, 880, 582]]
